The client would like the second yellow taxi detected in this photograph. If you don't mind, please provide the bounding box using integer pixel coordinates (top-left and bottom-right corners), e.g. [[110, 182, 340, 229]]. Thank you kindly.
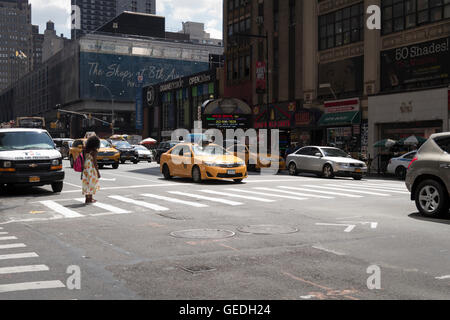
[[69, 138, 120, 169], [160, 142, 247, 183]]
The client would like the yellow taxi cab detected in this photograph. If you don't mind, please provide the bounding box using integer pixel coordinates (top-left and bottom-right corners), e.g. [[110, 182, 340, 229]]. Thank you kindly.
[[160, 142, 247, 183], [69, 138, 120, 169], [226, 144, 286, 172]]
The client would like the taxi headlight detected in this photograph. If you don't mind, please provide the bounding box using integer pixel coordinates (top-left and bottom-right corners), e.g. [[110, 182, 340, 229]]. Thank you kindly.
[[204, 162, 217, 167], [236, 161, 245, 166]]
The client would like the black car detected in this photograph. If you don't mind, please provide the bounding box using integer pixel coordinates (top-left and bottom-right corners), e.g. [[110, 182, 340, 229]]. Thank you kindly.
[[155, 141, 179, 164], [53, 138, 73, 159], [111, 140, 138, 164]]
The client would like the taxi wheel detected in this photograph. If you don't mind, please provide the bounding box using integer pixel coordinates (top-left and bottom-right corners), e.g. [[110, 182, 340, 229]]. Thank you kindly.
[[162, 164, 172, 180], [192, 166, 202, 183], [112, 163, 119, 169], [121, 160, 126, 164], [234, 179, 243, 184]]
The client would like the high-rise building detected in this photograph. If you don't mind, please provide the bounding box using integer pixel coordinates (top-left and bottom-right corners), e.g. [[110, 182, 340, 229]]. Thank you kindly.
[[180, 21, 223, 46], [71, 0, 157, 39], [0, 0, 32, 91], [42, 21, 69, 63], [116, 0, 156, 15], [31, 25, 43, 70]]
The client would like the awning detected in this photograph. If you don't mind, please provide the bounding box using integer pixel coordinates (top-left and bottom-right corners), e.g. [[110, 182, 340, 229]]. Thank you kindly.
[[318, 111, 360, 126]]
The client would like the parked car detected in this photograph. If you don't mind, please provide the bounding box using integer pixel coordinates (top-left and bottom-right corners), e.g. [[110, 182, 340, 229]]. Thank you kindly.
[[0, 128, 64, 192], [160, 142, 247, 183], [286, 146, 367, 180], [386, 150, 417, 179], [155, 140, 180, 164], [53, 138, 73, 159], [69, 138, 120, 169], [132, 145, 153, 163], [405, 132, 450, 217], [111, 140, 138, 164]]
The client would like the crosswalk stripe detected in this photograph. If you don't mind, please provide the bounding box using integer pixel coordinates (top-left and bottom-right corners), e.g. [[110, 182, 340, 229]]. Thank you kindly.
[[320, 185, 391, 196], [40, 200, 84, 218], [261, 187, 334, 199], [74, 199, 131, 214], [0, 252, 39, 260], [0, 243, 26, 250], [108, 195, 170, 211], [225, 189, 308, 201], [199, 190, 276, 203], [0, 236, 17, 241], [330, 184, 409, 194], [300, 185, 364, 198], [168, 191, 243, 206], [0, 232, 8, 235], [0, 265, 49, 275], [141, 193, 209, 208], [0, 280, 65, 293]]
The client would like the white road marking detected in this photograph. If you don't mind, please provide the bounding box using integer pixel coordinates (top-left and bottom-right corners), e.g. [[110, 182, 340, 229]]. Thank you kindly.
[[301, 185, 364, 198], [435, 275, 450, 280], [226, 189, 308, 201], [62, 183, 179, 193], [321, 185, 391, 196], [168, 191, 243, 206], [141, 193, 208, 208], [312, 245, 346, 256], [0, 265, 49, 275], [0, 252, 39, 260], [39, 200, 84, 218], [0, 232, 8, 235], [0, 243, 27, 249], [199, 190, 276, 203], [74, 199, 131, 214], [0, 280, 65, 293], [266, 187, 334, 199], [63, 181, 81, 188], [316, 223, 356, 233], [108, 195, 170, 211], [0, 236, 17, 241], [330, 184, 409, 194]]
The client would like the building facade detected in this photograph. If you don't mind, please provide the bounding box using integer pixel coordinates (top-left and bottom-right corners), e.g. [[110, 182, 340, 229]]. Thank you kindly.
[[0, 0, 32, 91], [116, 0, 156, 15], [31, 25, 43, 70], [180, 22, 223, 46], [223, 0, 450, 161]]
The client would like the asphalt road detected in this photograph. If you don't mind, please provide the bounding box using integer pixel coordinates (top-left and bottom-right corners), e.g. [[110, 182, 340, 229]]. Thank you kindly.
[[0, 160, 449, 300]]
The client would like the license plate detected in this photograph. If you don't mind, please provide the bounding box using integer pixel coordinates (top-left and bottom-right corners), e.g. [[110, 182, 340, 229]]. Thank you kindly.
[[227, 170, 236, 175], [29, 176, 40, 183], [355, 168, 362, 173]]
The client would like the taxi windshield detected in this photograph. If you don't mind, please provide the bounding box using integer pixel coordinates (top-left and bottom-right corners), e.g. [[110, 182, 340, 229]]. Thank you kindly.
[[193, 145, 230, 156], [100, 140, 112, 148], [113, 141, 132, 148], [0, 131, 55, 151]]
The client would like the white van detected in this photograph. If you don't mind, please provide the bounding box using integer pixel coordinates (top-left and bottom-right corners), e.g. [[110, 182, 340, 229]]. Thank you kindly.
[[0, 128, 65, 192]]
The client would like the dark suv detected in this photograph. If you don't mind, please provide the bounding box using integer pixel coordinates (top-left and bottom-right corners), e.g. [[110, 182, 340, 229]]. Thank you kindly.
[[405, 132, 450, 217], [155, 141, 179, 164]]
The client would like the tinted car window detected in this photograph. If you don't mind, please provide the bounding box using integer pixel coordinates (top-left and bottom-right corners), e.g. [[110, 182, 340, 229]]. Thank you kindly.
[[403, 152, 416, 159], [296, 147, 311, 155], [433, 136, 450, 153]]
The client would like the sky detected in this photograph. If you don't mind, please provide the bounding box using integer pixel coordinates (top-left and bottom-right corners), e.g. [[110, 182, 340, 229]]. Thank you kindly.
[[29, 0, 223, 39]]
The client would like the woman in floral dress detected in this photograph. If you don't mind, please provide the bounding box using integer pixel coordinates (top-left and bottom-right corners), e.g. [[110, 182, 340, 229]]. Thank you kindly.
[[82, 135, 101, 204]]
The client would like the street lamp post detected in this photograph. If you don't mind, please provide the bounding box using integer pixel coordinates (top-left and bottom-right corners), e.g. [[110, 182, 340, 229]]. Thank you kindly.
[[94, 83, 115, 135]]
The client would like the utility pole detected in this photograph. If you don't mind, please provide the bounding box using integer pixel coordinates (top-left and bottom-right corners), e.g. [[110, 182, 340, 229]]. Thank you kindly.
[[94, 83, 115, 135]]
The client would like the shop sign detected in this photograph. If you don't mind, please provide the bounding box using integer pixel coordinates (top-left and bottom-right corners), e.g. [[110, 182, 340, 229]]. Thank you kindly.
[[159, 78, 185, 92], [204, 114, 252, 129], [256, 61, 266, 93], [189, 73, 212, 86], [253, 103, 294, 129], [295, 111, 312, 126], [324, 98, 360, 113]]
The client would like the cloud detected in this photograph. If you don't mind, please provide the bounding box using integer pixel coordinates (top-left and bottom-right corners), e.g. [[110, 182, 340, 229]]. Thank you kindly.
[[30, 0, 223, 40]]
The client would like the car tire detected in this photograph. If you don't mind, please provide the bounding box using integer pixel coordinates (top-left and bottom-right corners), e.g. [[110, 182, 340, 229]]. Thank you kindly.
[[133, 160, 138, 164], [288, 162, 298, 176], [192, 166, 202, 183], [353, 175, 363, 180], [69, 156, 74, 168], [234, 179, 243, 183], [51, 181, 63, 193], [395, 166, 407, 180], [162, 164, 172, 180], [112, 163, 119, 169], [121, 160, 126, 164], [322, 164, 335, 179], [415, 179, 449, 217], [98, 164, 104, 169]]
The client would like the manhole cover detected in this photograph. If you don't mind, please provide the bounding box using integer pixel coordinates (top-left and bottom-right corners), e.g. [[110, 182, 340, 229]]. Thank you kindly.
[[170, 229, 235, 239], [237, 225, 298, 235], [180, 266, 216, 274]]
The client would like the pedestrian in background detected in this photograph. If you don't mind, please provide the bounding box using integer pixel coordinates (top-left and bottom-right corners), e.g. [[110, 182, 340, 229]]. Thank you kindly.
[[82, 135, 101, 204]]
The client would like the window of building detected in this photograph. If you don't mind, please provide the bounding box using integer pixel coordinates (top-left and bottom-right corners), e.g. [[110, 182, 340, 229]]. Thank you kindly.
[[319, 2, 364, 51], [382, 0, 450, 35]]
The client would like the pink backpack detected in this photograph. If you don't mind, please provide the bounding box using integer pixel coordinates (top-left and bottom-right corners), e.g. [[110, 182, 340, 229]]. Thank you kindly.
[[74, 152, 84, 172]]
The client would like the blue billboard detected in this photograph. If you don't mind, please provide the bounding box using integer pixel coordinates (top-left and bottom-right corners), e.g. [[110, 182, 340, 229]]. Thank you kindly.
[[80, 52, 210, 102]]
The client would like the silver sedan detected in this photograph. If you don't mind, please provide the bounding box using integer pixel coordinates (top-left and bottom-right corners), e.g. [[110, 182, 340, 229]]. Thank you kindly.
[[286, 146, 367, 180]]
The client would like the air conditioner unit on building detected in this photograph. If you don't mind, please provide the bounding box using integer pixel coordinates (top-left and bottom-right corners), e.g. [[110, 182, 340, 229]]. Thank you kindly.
[[256, 16, 264, 25]]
